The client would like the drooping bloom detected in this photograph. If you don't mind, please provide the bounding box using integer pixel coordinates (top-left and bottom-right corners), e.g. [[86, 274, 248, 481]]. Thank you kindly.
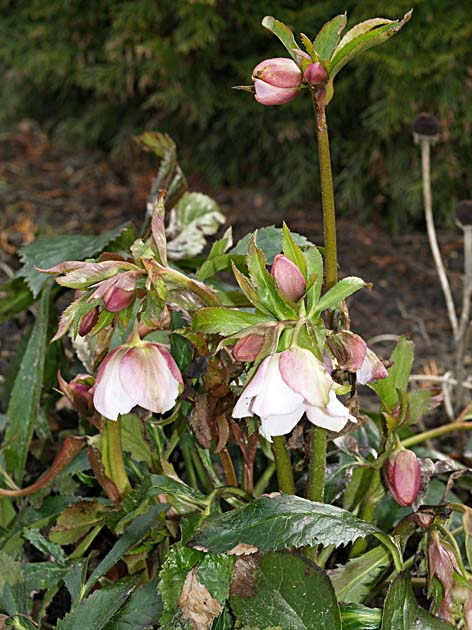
[[93, 340, 183, 420], [271, 254, 306, 302], [232, 347, 355, 441], [252, 58, 302, 106], [383, 448, 421, 507], [327, 331, 387, 385]]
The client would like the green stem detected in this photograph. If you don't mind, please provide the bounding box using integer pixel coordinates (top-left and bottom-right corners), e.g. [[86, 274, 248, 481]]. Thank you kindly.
[[253, 462, 276, 496], [182, 446, 198, 489], [350, 470, 382, 558], [401, 422, 472, 448], [306, 425, 327, 502], [305, 91, 338, 504], [101, 417, 131, 499], [313, 92, 338, 290], [272, 436, 295, 494]]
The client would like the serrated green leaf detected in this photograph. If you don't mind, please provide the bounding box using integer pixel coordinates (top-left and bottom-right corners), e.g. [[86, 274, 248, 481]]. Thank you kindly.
[[197, 253, 246, 282], [330, 11, 412, 80], [190, 494, 380, 553], [23, 528, 66, 565], [313, 14, 347, 62], [196, 554, 236, 602], [0, 552, 31, 618], [0, 276, 35, 323], [4, 285, 51, 483], [381, 572, 455, 630], [166, 192, 225, 260], [247, 235, 297, 319], [313, 276, 366, 316], [261, 16, 301, 63], [369, 337, 414, 410], [84, 504, 167, 596], [23, 562, 69, 592], [19, 223, 129, 297], [104, 578, 163, 630], [304, 246, 324, 314], [281, 222, 307, 278], [407, 389, 436, 424], [340, 603, 382, 630], [192, 307, 273, 335], [231, 552, 342, 630], [56, 578, 137, 630], [231, 263, 274, 316], [329, 546, 390, 603], [231, 226, 311, 265]]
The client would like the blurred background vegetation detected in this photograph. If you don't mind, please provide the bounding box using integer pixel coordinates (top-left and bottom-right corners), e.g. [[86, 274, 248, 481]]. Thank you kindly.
[[0, 0, 471, 232]]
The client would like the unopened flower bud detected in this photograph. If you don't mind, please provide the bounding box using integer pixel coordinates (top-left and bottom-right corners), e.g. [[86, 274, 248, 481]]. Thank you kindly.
[[357, 347, 388, 385], [233, 334, 264, 362], [327, 331, 367, 371], [92, 272, 137, 313], [271, 254, 306, 302], [304, 62, 328, 85], [252, 58, 302, 106], [383, 448, 421, 507], [78, 306, 99, 336], [57, 372, 95, 417]]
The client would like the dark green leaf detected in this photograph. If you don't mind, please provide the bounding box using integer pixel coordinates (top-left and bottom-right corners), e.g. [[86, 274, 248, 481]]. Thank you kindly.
[[261, 17, 301, 63], [192, 307, 273, 335], [231, 226, 311, 265], [4, 285, 51, 483], [149, 474, 206, 504], [304, 246, 324, 314], [231, 552, 342, 629], [84, 505, 167, 595], [340, 603, 382, 630], [23, 562, 69, 592], [49, 500, 107, 546], [23, 528, 66, 565], [281, 222, 306, 278], [190, 494, 380, 553], [19, 222, 130, 296], [369, 337, 414, 410], [0, 276, 34, 323], [196, 554, 236, 602], [330, 11, 412, 80], [105, 578, 163, 630], [0, 552, 31, 618], [313, 14, 347, 61], [329, 546, 390, 603], [56, 578, 137, 630], [381, 572, 455, 630], [197, 253, 245, 282]]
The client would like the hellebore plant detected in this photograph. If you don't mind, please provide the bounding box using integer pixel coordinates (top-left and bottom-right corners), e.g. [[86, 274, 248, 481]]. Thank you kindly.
[[5, 8, 472, 630]]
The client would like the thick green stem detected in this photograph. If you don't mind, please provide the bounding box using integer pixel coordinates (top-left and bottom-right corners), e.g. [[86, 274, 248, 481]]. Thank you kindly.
[[101, 418, 131, 499], [272, 436, 295, 494], [401, 422, 472, 448], [306, 425, 327, 502], [313, 93, 338, 291], [305, 92, 339, 504]]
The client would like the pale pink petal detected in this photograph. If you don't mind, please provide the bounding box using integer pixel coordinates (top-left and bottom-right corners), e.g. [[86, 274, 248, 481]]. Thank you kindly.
[[271, 255, 306, 302], [154, 344, 184, 384], [306, 391, 356, 433], [254, 79, 299, 106], [259, 406, 305, 442], [232, 395, 253, 419], [252, 58, 302, 88], [91, 275, 119, 300], [93, 347, 135, 420], [279, 348, 331, 407], [237, 356, 270, 398], [357, 348, 388, 385], [120, 345, 179, 414], [251, 354, 304, 417]]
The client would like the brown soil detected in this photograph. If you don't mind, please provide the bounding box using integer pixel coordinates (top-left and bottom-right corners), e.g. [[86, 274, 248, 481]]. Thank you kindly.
[[0, 122, 466, 383]]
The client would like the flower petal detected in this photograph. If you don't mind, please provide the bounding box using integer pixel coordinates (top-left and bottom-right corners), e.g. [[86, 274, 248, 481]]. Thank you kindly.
[[251, 354, 304, 417], [259, 406, 305, 442], [120, 344, 180, 414], [306, 391, 356, 433], [93, 347, 135, 420], [279, 347, 332, 407], [232, 394, 253, 419]]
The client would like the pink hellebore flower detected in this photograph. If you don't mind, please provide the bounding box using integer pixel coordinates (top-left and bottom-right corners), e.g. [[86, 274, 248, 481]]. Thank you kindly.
[[93, 340, 183, 420], [271, 255, 306, 302], [252, 58, 302, 106], [327, 331, 388, 385], [232, 347, 355, 441], [383, 448, 421, 507]]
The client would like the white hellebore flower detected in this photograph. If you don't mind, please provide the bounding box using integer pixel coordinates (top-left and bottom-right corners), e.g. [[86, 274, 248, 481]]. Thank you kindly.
[[93, 340, 183, 420], [232, 347, 356, 441]]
